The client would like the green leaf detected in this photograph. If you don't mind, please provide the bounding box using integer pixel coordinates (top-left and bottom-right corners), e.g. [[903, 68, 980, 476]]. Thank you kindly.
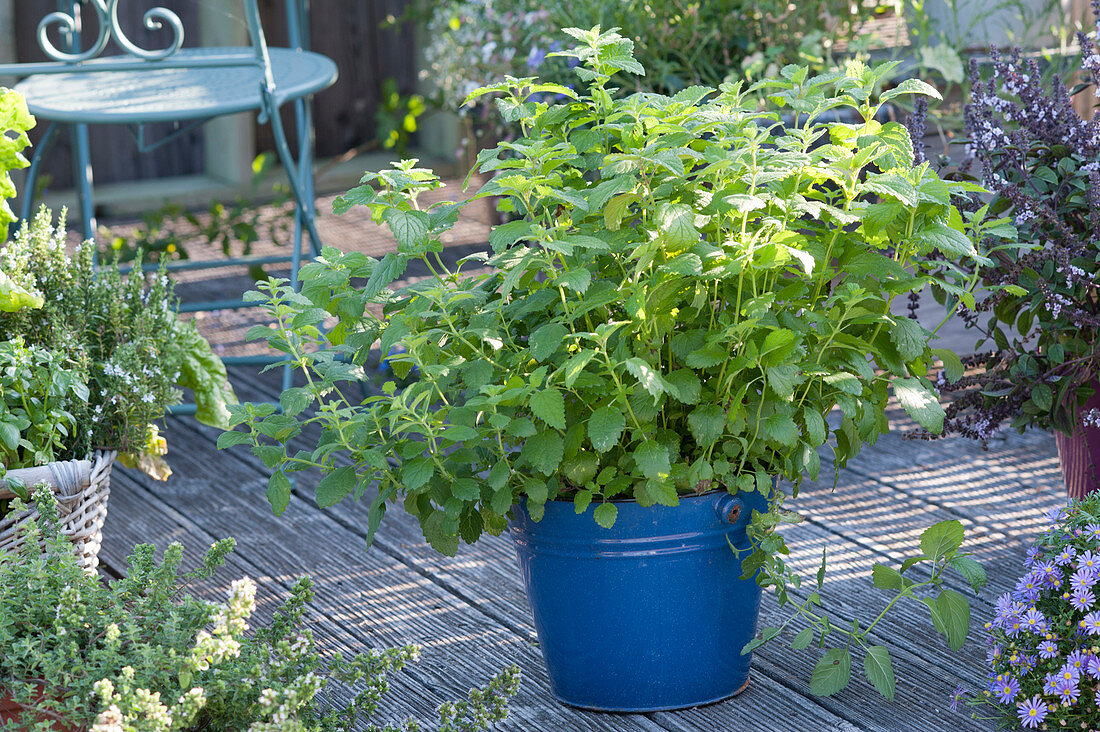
[[824, 372, 863, 395], [530, 388, 566, 430], [633, 440, 671, 481], [1031, 383, 1053, 412], [267, 471, 292, 516], [216, 430, 252, 449], [687, 404, 725, 446], [810, 648, 852, 696], [363, 252, 407, 298], [790, 627, 815, 651], [383, 209, 430, 249], [593, 502, 618, 528], [657, 202, 698, 247], [948, 556, 987, 593], [561, 350, 595, 387], [624, 357, 669, 399], [889, 316, 928, 362], [766, 364, 799, 400], [910, 224, 977, 258], [574, 489, 593, 514], [741, 626, 782, 654], [893, 377, 945, 433], [315, 466, 356, 508], [803, 409, 826, 446], [881, 77, 943, 102], [402, 456, 434, 491], [931, 348, 964, 383], [863, 646, 896, 701], [279, 386, 313, 418], [763, 414, 799, 448], [919, 45, 965, 84], [530, 323, 569, 361], [523, 430, 564, 475], [665, 369, 702, 404], [589, 405, 625, 452], [920, 519, 965, 560], [871, 563, 905, 592], [930, 589, 970, 651]]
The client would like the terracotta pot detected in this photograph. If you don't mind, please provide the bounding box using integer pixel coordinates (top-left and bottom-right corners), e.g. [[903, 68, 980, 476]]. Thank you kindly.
[[0, 687, 75, 731], [1055, 387, 1100, 500]]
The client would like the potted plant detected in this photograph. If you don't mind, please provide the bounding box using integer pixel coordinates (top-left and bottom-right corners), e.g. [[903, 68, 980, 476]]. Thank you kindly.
[[0, 487, 519, 731], [953, 496, 1100, 729], [932, 23, 1100, 499], [0, 87, 238, 569], [224, 27, 1006, 709]]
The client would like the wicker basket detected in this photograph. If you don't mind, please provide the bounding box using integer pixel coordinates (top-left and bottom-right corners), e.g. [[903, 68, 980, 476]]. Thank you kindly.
[[0, 450, 116, 571]]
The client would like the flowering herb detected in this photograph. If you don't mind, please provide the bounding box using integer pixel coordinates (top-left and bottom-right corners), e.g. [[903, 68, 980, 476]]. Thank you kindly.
[[934, 8, 1100, 441], [964, 493, 1100, 729], [0, 487, 519, 732], [0, 208, 237, 479]]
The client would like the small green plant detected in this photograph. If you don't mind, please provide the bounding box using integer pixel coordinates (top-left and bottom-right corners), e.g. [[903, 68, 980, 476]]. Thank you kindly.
[[0, 87, 33, 240], [0, 487, 520, 732], [745, 518, 987, 700], [0, 208, 237, 478]]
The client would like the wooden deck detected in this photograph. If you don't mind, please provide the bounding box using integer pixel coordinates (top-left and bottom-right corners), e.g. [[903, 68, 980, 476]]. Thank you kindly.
[[95, 360, 1063, 731]]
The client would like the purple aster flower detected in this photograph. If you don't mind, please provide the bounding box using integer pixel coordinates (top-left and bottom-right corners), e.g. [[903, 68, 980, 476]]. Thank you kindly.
[[1038, 640, 1059, 659], [1072, 566, 1098, 591], [1067, 649, 1090, 672], [1056, 664, 1080, 686], [1017, 695, 1048, 728], [949, 684, 966, 712], [1079, 550, 1100, 573], [1080, 610, 1100, 635], [1013, 574, 1041, 603], [1086, 522, 1100, 539], [1073, 586, 1096, 611], [994, 675, 1021, 703], [1089, 655, 1100, 680], [1017, 653, 1037, 673], [1022, 608, 1047, 633], [1056, 545, 1078, 566], [1047, 507, 1067, 526], [1043, 672, 1060, 695], [1062, 589, 1074, 602], [1024, 546, 1043, 568], [1057, 677, 1081, 704]]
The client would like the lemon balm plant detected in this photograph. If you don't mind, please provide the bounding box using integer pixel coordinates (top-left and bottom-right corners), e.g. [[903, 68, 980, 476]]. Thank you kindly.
[[225, 27, 1008, 707]]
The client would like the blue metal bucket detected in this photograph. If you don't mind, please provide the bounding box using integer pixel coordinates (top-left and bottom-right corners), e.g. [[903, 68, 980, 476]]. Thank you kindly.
[[509, 489, 768, 712]]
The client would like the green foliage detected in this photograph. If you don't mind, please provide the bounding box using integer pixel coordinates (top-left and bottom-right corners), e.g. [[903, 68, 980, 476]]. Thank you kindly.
[[0, 488, 519, 732], [0, 208, 237, 478], [226, 29, 992, 560], [744, 519, 984, 700], [377, 76, 428, 156], [0, 87, 34, 240]]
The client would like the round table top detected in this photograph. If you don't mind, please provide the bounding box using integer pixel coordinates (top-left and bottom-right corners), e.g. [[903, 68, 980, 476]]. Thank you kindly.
[[15, 47, 338, 124]]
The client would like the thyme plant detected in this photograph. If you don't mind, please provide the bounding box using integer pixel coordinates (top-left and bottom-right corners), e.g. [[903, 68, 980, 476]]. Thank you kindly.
[[0, 488, 519, 732]]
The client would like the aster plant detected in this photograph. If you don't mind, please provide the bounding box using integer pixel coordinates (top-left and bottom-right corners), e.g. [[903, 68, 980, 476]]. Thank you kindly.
[[962, 494, 1100, 729], [939, 10, 1100, 440]]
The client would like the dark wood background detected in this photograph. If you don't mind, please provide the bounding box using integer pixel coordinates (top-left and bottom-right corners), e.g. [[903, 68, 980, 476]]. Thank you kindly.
[[12, 0, 416, 188]]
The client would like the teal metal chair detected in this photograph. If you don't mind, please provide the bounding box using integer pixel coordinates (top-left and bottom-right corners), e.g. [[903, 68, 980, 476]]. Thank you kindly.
[[0, 0, 338, 400]]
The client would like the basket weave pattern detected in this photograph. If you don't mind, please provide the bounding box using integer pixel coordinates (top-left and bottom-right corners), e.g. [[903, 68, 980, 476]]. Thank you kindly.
[[0, 450, 116, 571]]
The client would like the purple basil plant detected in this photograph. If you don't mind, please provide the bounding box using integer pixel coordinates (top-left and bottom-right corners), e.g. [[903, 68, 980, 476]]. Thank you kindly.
[[930, 7, 1100, 443], [958, 495, 1100, 728]]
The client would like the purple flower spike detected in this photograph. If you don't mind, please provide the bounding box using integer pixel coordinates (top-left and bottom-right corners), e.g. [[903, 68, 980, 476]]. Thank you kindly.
[[1017, 695, 1048, 728]]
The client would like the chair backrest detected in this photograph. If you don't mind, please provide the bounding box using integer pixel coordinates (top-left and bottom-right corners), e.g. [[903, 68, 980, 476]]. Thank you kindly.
[[0, 0, 310, 82]]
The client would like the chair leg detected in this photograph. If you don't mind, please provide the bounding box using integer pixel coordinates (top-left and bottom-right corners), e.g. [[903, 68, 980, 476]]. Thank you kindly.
[[70, 122, 96, 242], [263, 94, 323, 260], [18, 121, 62, 226]]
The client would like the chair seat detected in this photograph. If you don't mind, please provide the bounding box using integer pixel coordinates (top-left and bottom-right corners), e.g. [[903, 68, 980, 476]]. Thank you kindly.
[[14, 47, 338, 125]]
